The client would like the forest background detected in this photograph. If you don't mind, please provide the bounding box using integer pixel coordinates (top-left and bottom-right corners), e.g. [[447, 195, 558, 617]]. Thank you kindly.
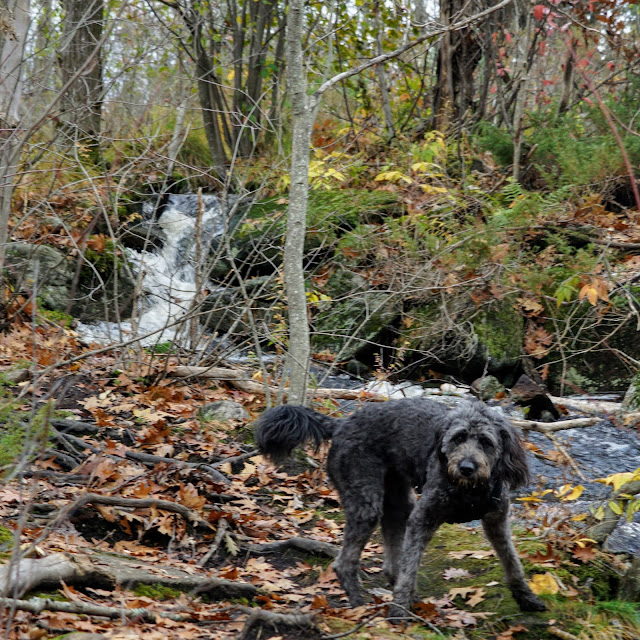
[[1, 0, 640, 639]]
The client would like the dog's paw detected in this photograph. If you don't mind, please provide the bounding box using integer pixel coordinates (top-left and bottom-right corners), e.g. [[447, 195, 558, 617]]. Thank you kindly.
[[387, 603, 410, 624], [516, 592, 547, 612]]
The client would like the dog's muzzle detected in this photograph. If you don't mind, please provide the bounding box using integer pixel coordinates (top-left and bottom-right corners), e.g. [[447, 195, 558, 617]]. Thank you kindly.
[[458, 458, 477, 477]]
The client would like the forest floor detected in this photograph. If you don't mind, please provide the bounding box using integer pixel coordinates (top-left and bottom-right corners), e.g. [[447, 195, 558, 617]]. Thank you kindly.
[[0, 324, 638, 640]]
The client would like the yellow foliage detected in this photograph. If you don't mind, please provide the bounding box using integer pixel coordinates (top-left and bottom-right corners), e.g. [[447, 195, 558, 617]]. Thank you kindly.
[[528, 573, 559, 595]]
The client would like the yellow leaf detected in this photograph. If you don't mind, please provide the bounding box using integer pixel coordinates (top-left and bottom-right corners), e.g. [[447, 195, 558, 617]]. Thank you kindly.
[[528, 573, 559, 595], [609, 500, 624, 515], [560, 485, 584, 501], [571, 513, 588, 522], [598, 471, 636, 491]]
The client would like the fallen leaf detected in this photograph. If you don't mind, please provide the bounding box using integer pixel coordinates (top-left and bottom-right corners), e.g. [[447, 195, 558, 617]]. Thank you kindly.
[[528, 572, 559, 595]]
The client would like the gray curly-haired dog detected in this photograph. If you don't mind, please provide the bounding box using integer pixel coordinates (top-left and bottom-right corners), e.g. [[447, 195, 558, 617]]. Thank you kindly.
[[254, 397, 546, 616]]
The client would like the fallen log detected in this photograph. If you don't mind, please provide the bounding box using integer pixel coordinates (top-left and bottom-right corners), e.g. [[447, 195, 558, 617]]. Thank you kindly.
[[511, 416, 601, 433], [231, 379, 387, 402], [548, 395, 622, 416], [172, 365, 247, 380]]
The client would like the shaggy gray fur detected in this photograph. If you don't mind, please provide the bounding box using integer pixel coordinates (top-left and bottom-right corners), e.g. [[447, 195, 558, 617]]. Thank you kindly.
[[254, 397, 546, 616]]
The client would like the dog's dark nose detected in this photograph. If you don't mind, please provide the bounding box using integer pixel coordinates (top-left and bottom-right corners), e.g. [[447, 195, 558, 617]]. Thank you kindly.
[[459, 459, 477, 477]]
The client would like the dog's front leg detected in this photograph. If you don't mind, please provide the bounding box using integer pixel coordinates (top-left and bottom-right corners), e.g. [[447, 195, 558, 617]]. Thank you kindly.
[[389, 489, 441, 621], [482, 505, 546, 612]]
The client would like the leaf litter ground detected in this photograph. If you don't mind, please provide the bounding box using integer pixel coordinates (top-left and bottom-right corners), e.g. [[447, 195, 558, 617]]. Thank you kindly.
[[0, 326, 637, 639]]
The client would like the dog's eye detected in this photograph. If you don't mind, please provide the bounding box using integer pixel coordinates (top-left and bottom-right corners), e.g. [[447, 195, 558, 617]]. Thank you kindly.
[[479, 437, 493, 449], [453, 433, 466, 444]]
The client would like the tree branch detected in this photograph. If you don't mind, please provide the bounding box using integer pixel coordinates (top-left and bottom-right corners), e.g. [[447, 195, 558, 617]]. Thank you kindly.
[[313, 0, 513, 106]]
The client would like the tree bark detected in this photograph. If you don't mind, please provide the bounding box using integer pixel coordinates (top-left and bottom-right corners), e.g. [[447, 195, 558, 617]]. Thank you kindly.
[[0, 0, 29, 286], [58, 0, 104, 150], [374, 2, 395, 139], [283, 0, 312, 405]]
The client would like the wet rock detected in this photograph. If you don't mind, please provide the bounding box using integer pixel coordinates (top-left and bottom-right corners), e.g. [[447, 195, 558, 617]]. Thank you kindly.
[[604, 516, 640, 555], [120, 219, 166, 251], [471, 375, 505, 401], [622, 371, 640, 412], [198, 400, 249, 422], [510, 374, 560, 421]]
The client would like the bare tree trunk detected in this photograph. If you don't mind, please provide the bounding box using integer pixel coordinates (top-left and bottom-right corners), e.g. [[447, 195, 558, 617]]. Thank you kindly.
[[0, 0, 30, 280], [374, 1, 395, 139], [283, 0, 311, 405], [557, 49, 574, 116], [58, 0, 104, 153]]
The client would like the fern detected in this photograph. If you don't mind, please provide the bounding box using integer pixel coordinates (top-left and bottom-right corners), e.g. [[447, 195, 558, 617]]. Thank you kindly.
[[500, 179, 525, 203]]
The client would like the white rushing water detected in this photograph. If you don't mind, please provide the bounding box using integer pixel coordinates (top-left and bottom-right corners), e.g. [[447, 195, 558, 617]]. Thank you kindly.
[[76, 195, 226, 347]]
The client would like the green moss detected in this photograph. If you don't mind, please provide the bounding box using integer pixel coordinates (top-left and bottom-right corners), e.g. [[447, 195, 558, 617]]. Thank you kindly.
[[132, 583, 183, 600], [0, 398, 54, 472], [472, 300, 523, 368], [37, 306, 74, 328]]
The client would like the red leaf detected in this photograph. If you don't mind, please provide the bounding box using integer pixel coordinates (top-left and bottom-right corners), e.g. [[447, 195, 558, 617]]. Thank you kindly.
[[533, 4, 546, 20]]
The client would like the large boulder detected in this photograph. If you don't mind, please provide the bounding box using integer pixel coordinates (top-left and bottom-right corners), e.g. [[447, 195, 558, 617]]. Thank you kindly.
[[4, 242, 136, 324], [398, 296, 524, 382], [312, 270, 400, 362], [4, 243, 74, 312]]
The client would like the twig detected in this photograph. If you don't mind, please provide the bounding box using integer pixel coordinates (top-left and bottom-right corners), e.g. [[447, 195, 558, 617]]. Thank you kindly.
[[212, 449, 259, 468], [548, 626, 581, 640], [545, 433, 586, 481], [199, 519, 229, 566], [51, 428, 230, 485]]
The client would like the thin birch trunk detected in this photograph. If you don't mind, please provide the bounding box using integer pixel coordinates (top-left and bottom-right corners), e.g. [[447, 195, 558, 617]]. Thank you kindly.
[[374, 2, 395, 139], [283, 0, 311, 405]]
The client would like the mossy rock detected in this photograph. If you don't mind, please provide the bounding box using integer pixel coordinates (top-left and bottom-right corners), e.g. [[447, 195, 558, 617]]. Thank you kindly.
[[471, 299, 524, 372], [622, 371, 640, 411], [312, 270, 399, 361], [216, 190, 403, 280], [4, 243, 74, 312], [397, 296, 523, 380]]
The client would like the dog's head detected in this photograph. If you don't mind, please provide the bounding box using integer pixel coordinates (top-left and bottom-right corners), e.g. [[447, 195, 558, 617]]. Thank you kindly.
[[438, 403, 530, 490]]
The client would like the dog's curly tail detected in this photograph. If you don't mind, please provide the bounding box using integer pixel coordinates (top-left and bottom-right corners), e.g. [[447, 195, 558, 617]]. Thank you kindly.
[[254, 405, 338, 464]]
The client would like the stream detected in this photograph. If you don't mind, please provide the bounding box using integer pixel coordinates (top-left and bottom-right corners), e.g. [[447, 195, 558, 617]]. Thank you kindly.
[[77, 194, 640, 556]]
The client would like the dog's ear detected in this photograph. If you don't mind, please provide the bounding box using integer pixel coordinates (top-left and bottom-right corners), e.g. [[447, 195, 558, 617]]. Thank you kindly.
[[497, 420, 530, 489]]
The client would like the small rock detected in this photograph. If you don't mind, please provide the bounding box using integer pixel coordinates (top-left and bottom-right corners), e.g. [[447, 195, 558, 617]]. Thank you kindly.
[[440, 383, 459, 395], [198, 400, 249, 422], [1, 367, 30, 384], [471, 375, 505, 401]]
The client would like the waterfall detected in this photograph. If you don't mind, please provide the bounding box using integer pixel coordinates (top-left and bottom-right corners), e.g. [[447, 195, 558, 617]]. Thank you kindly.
[[76, 194, 226, 347]]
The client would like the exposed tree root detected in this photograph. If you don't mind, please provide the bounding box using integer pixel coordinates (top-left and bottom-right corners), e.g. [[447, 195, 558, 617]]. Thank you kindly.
[[248, 536, 338, 558], [237, 607, 318, 640], [0, 551, 258, 599], [50, 428, 230, 485], [50, 492, 211, 529], [0, 595, 196, 622]]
